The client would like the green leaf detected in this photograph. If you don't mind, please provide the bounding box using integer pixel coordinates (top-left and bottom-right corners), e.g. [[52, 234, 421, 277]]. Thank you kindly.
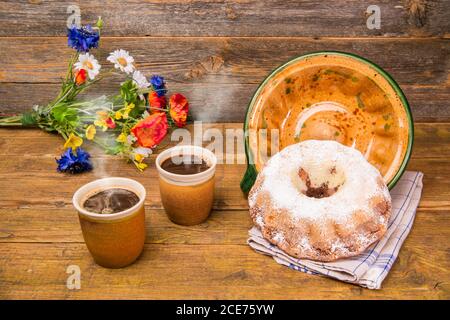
[[20, 112, 37, 126], [51, 104, 79, 129], [64, 108, 78, 122], [120, 79, 139, 105], [128, 103, 146, 119], [51, 104, 69, 122]]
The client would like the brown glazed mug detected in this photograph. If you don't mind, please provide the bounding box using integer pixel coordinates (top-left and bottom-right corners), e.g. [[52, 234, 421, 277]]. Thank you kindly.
[[156, 145, 217, 226], [72, 177, 146, 268]]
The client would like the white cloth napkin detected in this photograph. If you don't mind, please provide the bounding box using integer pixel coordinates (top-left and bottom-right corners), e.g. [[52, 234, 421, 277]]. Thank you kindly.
[[248, 171, 424, 289]]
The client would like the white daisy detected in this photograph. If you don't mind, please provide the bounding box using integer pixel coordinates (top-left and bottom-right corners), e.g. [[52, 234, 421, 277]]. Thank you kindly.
[[129, 147, 153, 162], [74, 53, 101, 80], [133, 147, 153, 157], [132, 70, 150, 88], [126, 134, 137, 145], [107, 49, 135, 74]]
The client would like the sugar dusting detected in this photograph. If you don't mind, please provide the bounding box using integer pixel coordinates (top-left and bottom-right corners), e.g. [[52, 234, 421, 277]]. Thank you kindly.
[[273, 232, 285, 243], [248, 140, 392, 260], [257, 140, 386, 222]]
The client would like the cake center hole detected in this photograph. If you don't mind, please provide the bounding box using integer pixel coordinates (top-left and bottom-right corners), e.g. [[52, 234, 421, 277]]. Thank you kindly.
[[297, 166, 344, 199]]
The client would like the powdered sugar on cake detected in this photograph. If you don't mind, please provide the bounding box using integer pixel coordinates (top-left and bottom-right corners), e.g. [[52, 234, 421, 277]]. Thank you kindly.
[[248, 140, 392, 262], [255, 140, 387, 222]]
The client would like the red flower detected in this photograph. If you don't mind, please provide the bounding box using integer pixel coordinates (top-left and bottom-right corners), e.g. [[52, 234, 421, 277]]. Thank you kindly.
[[149, 91, 166, 109], [169, 93, 189, 127], [105, 117, 116, 129], [131, 113, 168, 148], [74, 69, 87, 85]]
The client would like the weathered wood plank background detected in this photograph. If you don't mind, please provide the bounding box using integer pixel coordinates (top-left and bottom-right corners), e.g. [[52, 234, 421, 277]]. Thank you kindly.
[[1, 0, 449, 37], [0, 0, 449, 299], [0, 0, 448, 122]]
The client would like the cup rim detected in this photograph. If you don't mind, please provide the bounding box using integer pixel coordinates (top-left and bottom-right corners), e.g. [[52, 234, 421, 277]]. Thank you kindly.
[[72, 177, 146, 221], [155, 145, 217, 183]]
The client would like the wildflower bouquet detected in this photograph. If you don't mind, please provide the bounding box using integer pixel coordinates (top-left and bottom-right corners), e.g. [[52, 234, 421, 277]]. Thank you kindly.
[[0, 18, 189, 173]]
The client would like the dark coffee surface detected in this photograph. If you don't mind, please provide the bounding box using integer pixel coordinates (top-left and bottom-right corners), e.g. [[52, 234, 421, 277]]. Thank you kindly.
[[161, 155, 210, 175], [83, 188, 140, 214]]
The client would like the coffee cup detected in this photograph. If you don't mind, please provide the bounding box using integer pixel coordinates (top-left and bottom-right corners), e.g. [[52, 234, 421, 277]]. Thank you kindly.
[[156, 145, 217, 226], [72, 177, 146, 268]]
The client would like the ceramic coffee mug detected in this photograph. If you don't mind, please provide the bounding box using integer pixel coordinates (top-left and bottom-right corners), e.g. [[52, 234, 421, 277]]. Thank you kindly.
[[156, 145, 217, 226], [72, 177, 146, 268]]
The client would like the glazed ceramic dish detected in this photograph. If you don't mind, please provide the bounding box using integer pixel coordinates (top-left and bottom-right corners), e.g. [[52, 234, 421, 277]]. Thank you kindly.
[[241, 51, 413, 193]]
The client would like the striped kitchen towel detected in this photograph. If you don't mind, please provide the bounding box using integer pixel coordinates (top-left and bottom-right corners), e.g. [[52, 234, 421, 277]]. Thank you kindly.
[[248, 171, 424, 289]]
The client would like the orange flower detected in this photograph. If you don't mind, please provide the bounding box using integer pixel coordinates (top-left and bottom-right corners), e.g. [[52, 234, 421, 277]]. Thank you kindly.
[[74, 69, 87, 85], [149, 91, 166, 109], [169, 93, 189, 127], [131, 113, 168, 148]]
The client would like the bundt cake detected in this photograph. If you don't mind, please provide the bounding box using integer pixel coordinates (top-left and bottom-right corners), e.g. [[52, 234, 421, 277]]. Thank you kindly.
[[248, 140, 392, 262]]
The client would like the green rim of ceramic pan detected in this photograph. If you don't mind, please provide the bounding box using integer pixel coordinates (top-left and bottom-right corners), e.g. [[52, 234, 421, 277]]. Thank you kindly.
[[240, 51, 414, 194]]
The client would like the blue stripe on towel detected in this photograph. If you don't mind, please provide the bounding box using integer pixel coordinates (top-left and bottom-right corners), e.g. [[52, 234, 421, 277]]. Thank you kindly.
[[373, 206, 417, 283], [289, 263, 320, 275], [352, 172, 419, 273]]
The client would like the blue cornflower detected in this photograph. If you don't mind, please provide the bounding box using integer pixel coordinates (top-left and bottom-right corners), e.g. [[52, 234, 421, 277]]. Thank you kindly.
[[67, 25, 100, 52], [56, 147, 93, 174], [150, 75, 167, 97]]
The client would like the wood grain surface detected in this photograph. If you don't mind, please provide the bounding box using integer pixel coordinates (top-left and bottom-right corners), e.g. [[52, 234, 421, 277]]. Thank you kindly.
[[0, 123, 449, 299], [0, 37, 448, 121], [0, 0, 448, 37], [0, 0, 449, 300], [0, 2, 449, 122]]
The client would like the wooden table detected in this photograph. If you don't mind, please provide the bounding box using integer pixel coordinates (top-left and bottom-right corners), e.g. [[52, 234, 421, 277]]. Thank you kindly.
[[0, 0, 449, 299], [0, 123, 449, 299]]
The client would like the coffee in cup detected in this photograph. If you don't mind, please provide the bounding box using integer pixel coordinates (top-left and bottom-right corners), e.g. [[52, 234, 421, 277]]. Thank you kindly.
[[156, 145, 217, 226], [72, 177, 146, 268]]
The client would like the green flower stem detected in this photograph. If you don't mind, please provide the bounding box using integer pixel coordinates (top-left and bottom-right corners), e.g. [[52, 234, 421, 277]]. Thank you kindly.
[[0, 115, 24, 126], [65, 53, 78, 82], [78, 116, 96, 121], [76, 109, 95, 115], [148, 107, 168, 112], [51, 86, 74, 110], [61, 132, 69, 140], [49, 53, 79, 107], [93, 139, 109, 149]]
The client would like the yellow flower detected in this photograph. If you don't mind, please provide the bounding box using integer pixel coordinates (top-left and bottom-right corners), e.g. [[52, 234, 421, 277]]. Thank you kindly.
[[94, 120, 108, 131], [85, 125, 96, 140], [134, 161, 147, 171], [116, 132, 127, 143], [94, 111, 109, 131], [115, 110, 123, 120], [134, 153, 145, 162], [131, 145, 152, 171], [64, 133, 83, 151], [123, 103, 135, 119]]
